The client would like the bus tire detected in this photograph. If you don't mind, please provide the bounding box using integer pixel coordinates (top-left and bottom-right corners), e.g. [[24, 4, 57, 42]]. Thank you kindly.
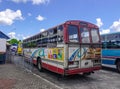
[[116, 60, 120, 73], [37, 58, 43, 72]]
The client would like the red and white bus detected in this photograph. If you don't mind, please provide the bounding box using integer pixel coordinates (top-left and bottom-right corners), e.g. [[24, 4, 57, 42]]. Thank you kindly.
[[23, 20, 101, 75]]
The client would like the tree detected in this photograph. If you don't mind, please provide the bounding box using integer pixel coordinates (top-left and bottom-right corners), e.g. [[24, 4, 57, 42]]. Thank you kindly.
[[8, 39, 19, 45]]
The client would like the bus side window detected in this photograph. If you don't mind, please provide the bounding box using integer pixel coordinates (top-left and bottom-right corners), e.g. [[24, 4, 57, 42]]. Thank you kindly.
[[102, 40, 120, 49], [57, 25, 63, 43], [48, 28, 57, 43], [41, 32, 48, 47], [47, 28, 57, 47], [37, 39, 42, 47], [36, 34, 42, 47]]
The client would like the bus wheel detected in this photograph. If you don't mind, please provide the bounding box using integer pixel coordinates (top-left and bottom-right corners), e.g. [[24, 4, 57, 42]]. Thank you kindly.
[[116, 61, 120, 73], [37, 59, 43, 72]]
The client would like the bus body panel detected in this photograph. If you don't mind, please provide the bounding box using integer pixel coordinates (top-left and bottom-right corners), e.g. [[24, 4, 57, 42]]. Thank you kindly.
[[102, 49, 120, 65], [102, 58, 115, 65], [24, 47, 64, 61], [24, 46, 101, 75], [68, 44, 101, 68]]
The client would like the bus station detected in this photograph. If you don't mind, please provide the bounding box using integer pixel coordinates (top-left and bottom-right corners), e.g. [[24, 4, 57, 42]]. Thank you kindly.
[[0, 20, 120, 89], [0, 0, 120, 89]]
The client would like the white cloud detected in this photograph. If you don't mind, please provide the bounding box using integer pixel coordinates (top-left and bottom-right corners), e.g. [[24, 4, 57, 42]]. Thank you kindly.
[[11, 0, 28, 3], [8, 32, 30, 40], [32, 0, 49, 5], [11, 0, 49, 5], [96, 18, 120, 34], [17, 34, 30, 40], [17, 34, 24, 38], [100, 29, 110, 35], [110, 19, 120, 32], [96, 18, 110, 34], [23, 35, 30, 39], [40, 28, 45, 32], [0, 9, 23, 25], [96, 18, 103, 28], [100, 19, 120, 34], [97, 18, 120, 34], [28, 13, 32, 16], [36, 15, 45, 21], [8, 32, 16, 39]]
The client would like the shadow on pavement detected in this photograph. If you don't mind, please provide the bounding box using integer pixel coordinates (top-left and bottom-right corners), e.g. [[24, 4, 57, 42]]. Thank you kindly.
[[102, 66, 117, 73]]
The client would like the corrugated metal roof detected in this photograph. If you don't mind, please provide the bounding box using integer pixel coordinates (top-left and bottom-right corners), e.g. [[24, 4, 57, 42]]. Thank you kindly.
[[0, 31, 10, 39]]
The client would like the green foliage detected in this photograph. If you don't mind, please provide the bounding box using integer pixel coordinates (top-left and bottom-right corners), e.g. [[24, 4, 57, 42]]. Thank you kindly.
[[8, 39, 19, 45], [24, 41, 37, 48]]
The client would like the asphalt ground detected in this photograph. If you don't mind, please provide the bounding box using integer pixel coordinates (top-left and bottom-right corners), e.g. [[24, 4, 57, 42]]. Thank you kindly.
[[0, 63, 61, 89], [0, 55, 120, 89]]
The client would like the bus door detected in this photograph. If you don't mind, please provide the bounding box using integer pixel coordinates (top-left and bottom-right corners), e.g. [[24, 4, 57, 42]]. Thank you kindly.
[[90, 28, 101, 67], [68, 24, 81, 68], [68, 24, 93, 69], [80, 27, 101, 68], [80, 27, 93, 68]]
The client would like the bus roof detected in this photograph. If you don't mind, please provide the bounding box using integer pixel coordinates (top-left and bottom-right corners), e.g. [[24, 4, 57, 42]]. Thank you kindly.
[[23, 20, 98, 41], [101, 32, 120, 36]]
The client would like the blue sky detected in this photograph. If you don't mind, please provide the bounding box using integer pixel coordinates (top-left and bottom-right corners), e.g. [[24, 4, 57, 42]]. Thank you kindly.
[[0, 0, 120, 40]]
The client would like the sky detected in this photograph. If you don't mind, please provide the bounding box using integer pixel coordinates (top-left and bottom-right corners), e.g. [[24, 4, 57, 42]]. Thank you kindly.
[[0, 0, 120, 40]]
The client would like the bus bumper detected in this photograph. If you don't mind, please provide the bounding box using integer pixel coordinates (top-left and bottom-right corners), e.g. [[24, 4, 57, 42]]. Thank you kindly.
[[65, 66, 101, 75]]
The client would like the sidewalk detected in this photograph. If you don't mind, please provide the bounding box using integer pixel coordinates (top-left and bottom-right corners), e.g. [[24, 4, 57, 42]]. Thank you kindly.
[[0, 64, 59, 89]]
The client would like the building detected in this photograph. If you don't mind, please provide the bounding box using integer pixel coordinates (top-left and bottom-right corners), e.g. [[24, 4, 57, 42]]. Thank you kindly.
[[0, 31, 10, 64], [0, 31, 9, 39]]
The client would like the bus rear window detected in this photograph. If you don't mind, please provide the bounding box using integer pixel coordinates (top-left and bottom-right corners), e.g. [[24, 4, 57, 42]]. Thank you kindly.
[[68, 25, 79, 42], [80, 27, 90, 43], [91, 29, 99, 43]]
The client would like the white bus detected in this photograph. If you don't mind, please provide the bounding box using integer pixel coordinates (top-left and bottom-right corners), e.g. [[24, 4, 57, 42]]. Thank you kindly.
[[23, 20, 101, 75]]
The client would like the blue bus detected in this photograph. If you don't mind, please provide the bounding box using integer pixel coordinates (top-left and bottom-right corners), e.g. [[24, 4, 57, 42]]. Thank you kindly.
[[101, 32, 120, 73], [10, 44, 18, 54]]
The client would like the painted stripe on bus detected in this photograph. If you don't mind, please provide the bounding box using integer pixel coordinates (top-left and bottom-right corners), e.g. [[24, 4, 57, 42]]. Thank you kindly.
[[42, 60, 64, 69], [41, 62, 101, 75], [102, 56, 120, 59], [102, 59, 115, 65]]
